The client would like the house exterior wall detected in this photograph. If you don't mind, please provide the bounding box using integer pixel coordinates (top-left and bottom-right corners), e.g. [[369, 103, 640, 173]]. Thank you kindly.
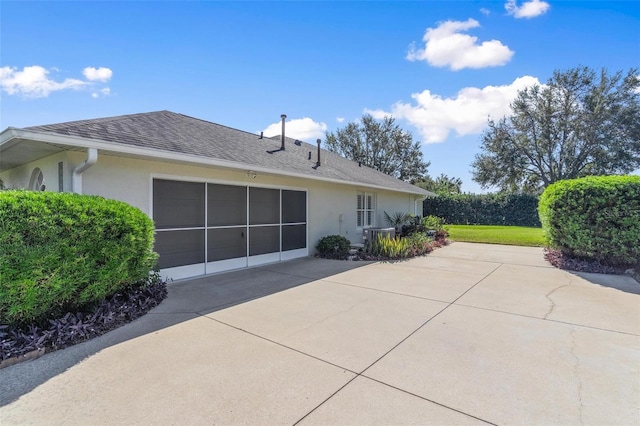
[[1, 150, 421, 250], [0, 150, 74, 192]]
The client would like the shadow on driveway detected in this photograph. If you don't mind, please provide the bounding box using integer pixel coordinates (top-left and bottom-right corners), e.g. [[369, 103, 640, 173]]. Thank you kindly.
[[0, 257, 372, 406]]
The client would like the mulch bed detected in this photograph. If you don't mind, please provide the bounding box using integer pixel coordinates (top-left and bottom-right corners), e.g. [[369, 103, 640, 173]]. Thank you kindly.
[[544, 248, 639, 282]]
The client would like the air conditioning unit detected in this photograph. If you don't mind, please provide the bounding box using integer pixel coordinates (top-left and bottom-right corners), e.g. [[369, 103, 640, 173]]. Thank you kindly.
[[363, 227, 396, 243]]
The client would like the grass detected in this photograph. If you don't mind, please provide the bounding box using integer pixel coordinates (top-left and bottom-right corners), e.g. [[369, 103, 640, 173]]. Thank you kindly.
[[446, 225, 545, 247]]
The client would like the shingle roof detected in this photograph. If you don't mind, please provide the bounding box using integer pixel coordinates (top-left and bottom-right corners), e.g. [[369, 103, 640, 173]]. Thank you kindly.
[[25, 110, 431, 195]]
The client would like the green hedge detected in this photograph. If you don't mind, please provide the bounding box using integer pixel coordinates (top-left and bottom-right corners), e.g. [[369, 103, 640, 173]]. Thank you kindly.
[[0, 191, 158, 326], [423, 193, 540, 227], [538, 175, 640, 266]]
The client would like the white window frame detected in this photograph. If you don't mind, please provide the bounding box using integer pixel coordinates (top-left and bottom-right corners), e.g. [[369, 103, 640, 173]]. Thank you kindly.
[[356, 191, 376, 229], [28, 168, 45, 191]]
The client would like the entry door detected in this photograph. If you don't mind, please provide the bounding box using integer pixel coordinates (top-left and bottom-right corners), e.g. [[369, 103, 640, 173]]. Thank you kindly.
[[248, 187, 281, 266]]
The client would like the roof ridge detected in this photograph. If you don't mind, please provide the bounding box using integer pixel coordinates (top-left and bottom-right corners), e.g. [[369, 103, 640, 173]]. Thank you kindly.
[[24, 110, 172, 130], [174, 112, 265, 140]]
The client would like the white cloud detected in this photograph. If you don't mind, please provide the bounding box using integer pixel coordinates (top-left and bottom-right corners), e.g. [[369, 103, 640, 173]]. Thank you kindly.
[[262, 117, 328, 141], [336, 117, 345, 123], [505, 0, 550, 18], [91, 87, 111, 99], [0, 66, 87, 98], [406, 19, 514, 70], [366, 75, 541, 143], [480, 8, 491, 16], [83, 67, 113, 82]]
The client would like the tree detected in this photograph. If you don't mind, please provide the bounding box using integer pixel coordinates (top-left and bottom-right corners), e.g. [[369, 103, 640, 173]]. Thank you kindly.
[[413, 173, 463, 194], [472, 66, 640, 193], [325, 114, 429, 181]]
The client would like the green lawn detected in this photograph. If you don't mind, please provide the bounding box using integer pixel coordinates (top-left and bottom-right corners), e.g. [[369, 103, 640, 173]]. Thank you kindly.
[[446, 225, 545, 247]]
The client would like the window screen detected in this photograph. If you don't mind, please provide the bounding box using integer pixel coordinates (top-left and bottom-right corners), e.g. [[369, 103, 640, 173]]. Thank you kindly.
[[207, 228, 247, 261], [249, 188, 280, 225], [155, 229, 205, 268], [208, 184, 247, 226], [282, 224, 306, 251], [153, 180, 205, 229], [282, 190, 306, 223], [249, 226, 280, 256]]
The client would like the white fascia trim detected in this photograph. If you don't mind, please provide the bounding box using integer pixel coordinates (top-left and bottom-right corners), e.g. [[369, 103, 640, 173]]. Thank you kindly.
[[2, 128, 428, 196]]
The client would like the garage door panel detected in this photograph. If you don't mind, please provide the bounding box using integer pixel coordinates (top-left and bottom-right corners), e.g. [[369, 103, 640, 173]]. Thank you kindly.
[[282, 224, 306, 251], [249, 226, 280, 256], [153, 180, 205, 229], [282, 190, 306, 223], [208, 184, 247, 226], [155, 229, 205, 269], [208, 227, 247, 261], [154, 179, 307, 278], [249, 187, 280, 225]]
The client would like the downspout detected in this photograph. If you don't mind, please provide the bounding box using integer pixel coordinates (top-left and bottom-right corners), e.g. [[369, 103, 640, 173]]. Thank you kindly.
[[72, 148, 98, 194], [415, 195, 427, 217]]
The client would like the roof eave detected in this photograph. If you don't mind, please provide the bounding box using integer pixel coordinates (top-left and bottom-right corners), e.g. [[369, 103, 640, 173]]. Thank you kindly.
[[1, 128, 429, 196]]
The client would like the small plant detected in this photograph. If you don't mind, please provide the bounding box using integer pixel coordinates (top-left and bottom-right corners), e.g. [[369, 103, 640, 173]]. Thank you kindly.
[[367, 233, 410, 259], [401, 215, 423, 236], [383, 211, 411, 234], [316, 235, 351, 259], [422, 215, 446, 231]]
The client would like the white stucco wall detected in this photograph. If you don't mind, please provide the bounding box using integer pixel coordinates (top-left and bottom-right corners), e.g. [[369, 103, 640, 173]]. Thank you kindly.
[[0, 151, 74, 192], [1, 150, 422, 250]]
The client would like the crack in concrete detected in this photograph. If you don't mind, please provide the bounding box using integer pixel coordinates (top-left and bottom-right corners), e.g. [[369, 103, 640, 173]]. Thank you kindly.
[[569, 328, 586, 425], [543, 274, 572, 319]]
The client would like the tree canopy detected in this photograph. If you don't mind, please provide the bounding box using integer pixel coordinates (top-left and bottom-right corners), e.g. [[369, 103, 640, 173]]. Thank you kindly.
[[413, 173, 463, 194], [472, 66, 640, 193], [324, 114, 429, 181]]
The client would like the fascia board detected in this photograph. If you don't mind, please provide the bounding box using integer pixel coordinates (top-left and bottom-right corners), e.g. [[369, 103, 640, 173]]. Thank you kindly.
[[3, 129, 429, 196]]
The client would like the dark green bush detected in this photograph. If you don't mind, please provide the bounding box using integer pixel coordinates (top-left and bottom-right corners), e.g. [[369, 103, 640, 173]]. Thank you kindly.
[[538, 175, 640, 266], [423, 193, 540, 227], [0, 191, 158, 326], [316, 235, 351, 259]]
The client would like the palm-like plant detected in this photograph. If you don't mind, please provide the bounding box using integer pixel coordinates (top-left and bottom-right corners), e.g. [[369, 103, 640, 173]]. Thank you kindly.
[[383, 211, 411, 234]]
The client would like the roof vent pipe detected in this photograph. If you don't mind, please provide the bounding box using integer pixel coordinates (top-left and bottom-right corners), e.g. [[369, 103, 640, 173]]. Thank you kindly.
[[280, 114, 286, 150], [316, 139, 321, 167], [72, 148, 98, 194], [259, 131, 263, 139]]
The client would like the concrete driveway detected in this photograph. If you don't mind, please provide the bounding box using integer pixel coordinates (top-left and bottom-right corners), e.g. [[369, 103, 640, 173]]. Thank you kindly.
[[1, 242, 639, 425]]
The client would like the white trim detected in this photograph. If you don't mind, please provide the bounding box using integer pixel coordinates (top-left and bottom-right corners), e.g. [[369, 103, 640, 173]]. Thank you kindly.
[[248, 252, 281, 267], [281, 248, 308, 261], [206, 257, 248, 274], [1, 129, 427, 196], [150, 172, 308, 192], [160, 263, 206, 281]]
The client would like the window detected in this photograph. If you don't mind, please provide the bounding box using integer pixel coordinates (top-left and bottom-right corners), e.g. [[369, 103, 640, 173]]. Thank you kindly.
[[357, 191, 376, 228], [28, 168, 45, 191]]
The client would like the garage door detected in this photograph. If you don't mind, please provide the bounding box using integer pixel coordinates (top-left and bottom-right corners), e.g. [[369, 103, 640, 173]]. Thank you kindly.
[[153, 179, 307, 280]]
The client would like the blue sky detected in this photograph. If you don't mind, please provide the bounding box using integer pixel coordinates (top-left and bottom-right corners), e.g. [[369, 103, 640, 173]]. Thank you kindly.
[[1, 1, 638, 193]]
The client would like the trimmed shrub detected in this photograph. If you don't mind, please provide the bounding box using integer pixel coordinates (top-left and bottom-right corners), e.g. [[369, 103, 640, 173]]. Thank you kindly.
[[423, 193, 540, 227], [316, 235, 351, 259], [0, 191, 158, 326], [538, 175, 640, 266]]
